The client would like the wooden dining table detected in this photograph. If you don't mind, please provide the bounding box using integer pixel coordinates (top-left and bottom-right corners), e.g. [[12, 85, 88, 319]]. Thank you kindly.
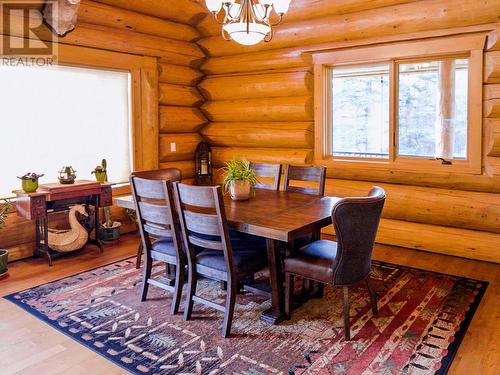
[[115, 188, 340, 324]]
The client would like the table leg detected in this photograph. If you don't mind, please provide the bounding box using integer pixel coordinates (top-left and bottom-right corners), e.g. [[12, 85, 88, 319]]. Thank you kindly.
[[94, 196, 103, 252], [38, 217, 52, 267], [135, 242, 143, 269], [261, 238, 286, 325]]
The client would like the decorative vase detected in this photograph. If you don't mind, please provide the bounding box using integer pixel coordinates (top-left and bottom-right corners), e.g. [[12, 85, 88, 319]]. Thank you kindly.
[[0, 249, 8, 276], [22, 179, 39, 193], [94, 171, 107, 183], [229, 180, 251, 201]]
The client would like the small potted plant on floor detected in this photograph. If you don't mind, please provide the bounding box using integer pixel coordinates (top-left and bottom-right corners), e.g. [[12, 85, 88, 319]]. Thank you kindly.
[[94, 159, 121, 242], [0, 199, 12, 277], [222, 159, 258, 201]]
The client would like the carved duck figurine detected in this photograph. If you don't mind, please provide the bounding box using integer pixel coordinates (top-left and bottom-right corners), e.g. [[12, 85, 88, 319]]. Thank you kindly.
[[48, 205, 89, 253]]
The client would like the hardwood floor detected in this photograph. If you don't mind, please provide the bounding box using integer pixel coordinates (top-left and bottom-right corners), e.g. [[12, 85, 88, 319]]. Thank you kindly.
[[0, 234, 498, 375]]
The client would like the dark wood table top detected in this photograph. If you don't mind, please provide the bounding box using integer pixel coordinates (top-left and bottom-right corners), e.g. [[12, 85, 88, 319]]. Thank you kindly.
[[225, 188, 339, 242], [116, 188, 339, 242]]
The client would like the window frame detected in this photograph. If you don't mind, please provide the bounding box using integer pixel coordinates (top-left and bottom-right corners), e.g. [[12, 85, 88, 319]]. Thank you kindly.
[[312, 34, 486, 175]]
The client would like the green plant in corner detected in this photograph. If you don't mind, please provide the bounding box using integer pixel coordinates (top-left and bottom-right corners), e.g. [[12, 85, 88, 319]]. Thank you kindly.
[[0, 199, 12, 275]]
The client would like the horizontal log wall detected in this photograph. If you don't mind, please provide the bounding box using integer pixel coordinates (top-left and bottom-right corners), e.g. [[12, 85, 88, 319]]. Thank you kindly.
[[1, 1, 207, 261], [198, 1, 500, 263]]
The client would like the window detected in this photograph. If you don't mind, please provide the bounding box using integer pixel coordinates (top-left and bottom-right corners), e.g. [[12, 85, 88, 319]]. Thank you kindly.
[[0, 64, 132, 197], [313, 34, 485, 174]]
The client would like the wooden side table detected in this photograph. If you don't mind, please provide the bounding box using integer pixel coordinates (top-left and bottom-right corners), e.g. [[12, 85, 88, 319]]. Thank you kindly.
[[13, 180, 113, 266]]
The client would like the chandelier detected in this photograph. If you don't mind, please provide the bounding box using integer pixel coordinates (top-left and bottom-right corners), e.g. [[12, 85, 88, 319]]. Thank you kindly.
[[205, 0, 292, 46]]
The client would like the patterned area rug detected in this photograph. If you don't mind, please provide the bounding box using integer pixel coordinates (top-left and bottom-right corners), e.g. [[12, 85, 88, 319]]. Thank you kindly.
[[5, 259, 486, 375]]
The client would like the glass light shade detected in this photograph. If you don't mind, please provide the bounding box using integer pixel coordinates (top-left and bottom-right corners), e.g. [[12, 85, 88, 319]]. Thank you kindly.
[[253, 4, 268, 21], [228, 3, 241, 18], [223, 22, 271, 45], [273, 0, 291, 14], [205, 0, 223, 13], [259, 0, 274, 5]]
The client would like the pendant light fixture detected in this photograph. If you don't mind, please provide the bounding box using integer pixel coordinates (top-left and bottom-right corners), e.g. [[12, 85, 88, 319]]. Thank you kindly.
[[205, 0, 292, 46]]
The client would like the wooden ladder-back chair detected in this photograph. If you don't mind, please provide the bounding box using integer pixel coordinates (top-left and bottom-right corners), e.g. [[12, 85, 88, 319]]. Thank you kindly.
[[130, 168, 182, 268], [251, 162, 282, 191], [284, 187, 386, 340], [173, 183, 267, 337], [130, 175, 184, 315], [283, 165, 326, 197]]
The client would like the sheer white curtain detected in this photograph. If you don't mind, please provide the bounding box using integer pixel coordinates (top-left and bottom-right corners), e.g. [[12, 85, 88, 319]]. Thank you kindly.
[[0, 64, 132, 197]]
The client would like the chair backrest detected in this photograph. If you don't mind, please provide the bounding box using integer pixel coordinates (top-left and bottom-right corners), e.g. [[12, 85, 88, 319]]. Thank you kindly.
[[331, 187, 386, 285], [173, 183, 234, 276], [251, 162, 282, 191], [283, 165, 326, 196], [130, 175, 182, 259], [131, 167, 181, 182]]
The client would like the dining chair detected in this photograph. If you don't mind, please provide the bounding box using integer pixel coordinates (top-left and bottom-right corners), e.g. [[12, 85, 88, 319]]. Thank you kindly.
[[130, 175, 185, 315], [130, 168, 182, 268], [251, 162, 282, 191], [283, 165, 327, 196], [173, 182, 268, 337], [283, 187, 386, 340]]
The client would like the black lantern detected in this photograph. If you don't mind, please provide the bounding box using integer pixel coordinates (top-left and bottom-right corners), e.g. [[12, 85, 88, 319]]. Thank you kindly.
[[195, 141, 212, 185]]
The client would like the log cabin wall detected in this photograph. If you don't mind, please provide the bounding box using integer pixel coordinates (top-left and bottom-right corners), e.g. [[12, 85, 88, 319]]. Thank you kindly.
[[196, 0, 500, 263], [0, 0, 207, 261]]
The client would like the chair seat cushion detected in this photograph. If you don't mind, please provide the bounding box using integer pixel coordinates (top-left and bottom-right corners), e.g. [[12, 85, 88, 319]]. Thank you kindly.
[[284, 240, 338, 284], [151, 238, 181, 261], [196, 234, 268, 276]]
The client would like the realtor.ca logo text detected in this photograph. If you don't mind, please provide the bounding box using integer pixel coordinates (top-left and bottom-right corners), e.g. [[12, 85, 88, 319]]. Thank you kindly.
[[1, 0, 58, 67]]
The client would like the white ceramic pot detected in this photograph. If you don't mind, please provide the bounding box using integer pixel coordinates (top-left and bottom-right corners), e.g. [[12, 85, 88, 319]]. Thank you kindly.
[[229, 180, 251, 201]]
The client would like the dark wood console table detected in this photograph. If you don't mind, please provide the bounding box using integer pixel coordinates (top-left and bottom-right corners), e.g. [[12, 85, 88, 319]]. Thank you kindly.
[[13, 180, 113, 266]]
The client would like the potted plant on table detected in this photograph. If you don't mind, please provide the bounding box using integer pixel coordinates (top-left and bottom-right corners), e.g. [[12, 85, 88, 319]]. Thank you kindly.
[[222, 159, 258, 201], [17, 173, 44, 193], [92, 159, 121, 243], [0, 199, 12, 277]]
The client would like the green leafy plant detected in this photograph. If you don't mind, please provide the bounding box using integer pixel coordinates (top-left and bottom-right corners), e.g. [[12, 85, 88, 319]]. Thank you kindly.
[[0, 199, 12, 229], [221, 159, 258, 192]]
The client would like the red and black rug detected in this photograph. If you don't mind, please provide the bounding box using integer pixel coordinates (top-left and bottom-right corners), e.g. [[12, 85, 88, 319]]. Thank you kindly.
[[4, 259, 486, 374]]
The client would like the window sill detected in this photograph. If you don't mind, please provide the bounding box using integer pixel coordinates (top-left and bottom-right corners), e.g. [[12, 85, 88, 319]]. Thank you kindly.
[[316, 157, 482, 175]]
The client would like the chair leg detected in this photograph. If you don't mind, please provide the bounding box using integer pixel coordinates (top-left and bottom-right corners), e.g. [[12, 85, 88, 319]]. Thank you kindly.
[[285, 273, 294, 318], [342, 286, 351, 341], [135, 242, 143, 269], [221, 278, 236, 338], [170, 264, 184, 315], [183, 267, 197, 321], [140, 253, 152, 302], [366, 278, 378, 315]]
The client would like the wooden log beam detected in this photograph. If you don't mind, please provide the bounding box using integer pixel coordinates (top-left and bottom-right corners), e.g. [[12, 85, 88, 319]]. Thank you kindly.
[[212, 147, 313, 166], [484, 84, 500, 100], [202, 96, 313, 122], [159, 106, 207, 133], [197, 0, 420, 37], [159, 133, 202, 162], [2, 11, 204, 65], [159, 84, 204, 107], [159, 63, 203, 86], [485, 156, 500, 176], [322, 219, 500, 263], [198, 0, 500, 56], [202, 47, 309, 75], [78, 0, 200, 42], [486, 27, 500, 51], [484, 52, 500, 84], [202, 122, 313, 148], [484, 99, 500, 118], [485, 119, 500, 157], [92, 0, 206, 25], [324, 179, 500, 234], [199, 71, 313, 100], [159, 160, 196, 179]]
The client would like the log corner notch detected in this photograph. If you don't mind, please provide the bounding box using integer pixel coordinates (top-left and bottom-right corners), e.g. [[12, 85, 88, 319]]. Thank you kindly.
[[43, 0, 81, 37]]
